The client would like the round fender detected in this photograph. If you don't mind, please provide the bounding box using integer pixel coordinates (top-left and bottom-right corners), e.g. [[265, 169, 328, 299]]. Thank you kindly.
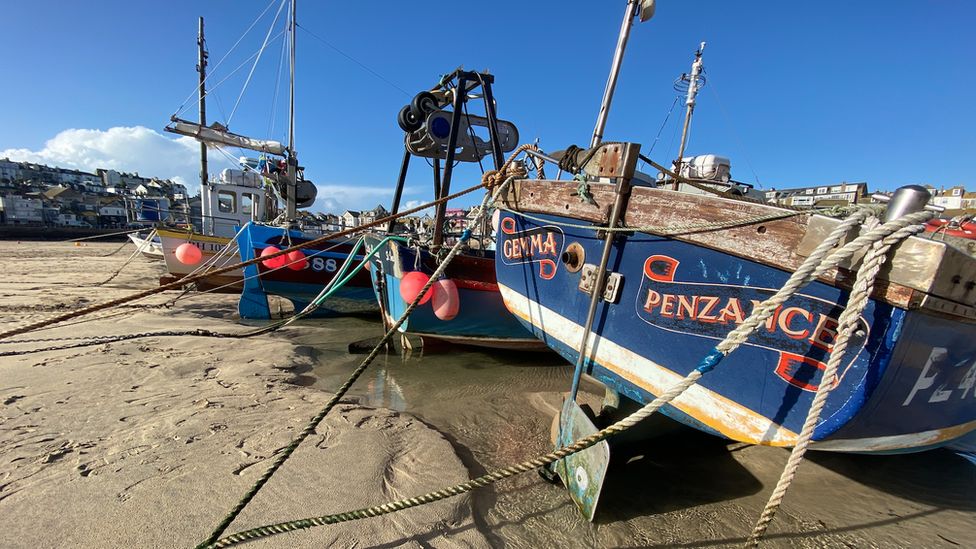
[[432, 278, 459, 321], [285, 249, 308, 270], [175, 242, 202, 266], [399, 271, 434, 305], [260, 246, 287, 269]]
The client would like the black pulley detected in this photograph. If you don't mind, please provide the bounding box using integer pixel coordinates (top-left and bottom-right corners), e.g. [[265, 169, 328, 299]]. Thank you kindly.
[[397, 105, 422, 132], [411, 91, 438, 117]]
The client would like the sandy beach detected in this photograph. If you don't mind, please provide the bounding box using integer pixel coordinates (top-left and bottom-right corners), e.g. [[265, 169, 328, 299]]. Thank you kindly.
[[1, 240, 974, 548]]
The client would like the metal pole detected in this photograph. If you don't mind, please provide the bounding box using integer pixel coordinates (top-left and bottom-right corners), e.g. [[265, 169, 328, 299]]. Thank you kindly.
[[590, 0, 639, 148], [672, 43, 705, 190], [432, 158, 441, 204], [480, 75, 504, 169], [197, 17, 209, 229], [568, 175, 632, 399], [432, 75, 466, 248], [386, 149, 411, 232], [285, 0, 298, 221]]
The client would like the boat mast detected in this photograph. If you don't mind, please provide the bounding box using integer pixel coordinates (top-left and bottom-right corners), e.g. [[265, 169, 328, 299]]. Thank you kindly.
[[285, 0, 298, 221], [590, 0, 655, 148], [197, 17, 209, 195], [672, 42, 705, 189]]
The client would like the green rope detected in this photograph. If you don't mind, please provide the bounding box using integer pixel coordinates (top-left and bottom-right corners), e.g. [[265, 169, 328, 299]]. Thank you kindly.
[[196, 181, 511, 548], [204, 367, 700, 548]]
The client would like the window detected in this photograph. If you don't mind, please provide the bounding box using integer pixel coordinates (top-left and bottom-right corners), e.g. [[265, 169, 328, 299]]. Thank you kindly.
[[218, 191, 236, 213], [816, 187, 828, 194], [241, 193, 255, 216]]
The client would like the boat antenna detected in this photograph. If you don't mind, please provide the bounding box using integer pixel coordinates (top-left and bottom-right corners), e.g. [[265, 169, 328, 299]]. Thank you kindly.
[[590, 0, 656, 148], [671, 41, 706, 189], [285, 0, 298, 220], [197, 17, 209, 193]]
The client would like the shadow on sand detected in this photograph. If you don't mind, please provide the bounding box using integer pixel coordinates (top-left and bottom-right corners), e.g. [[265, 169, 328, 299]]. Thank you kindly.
[[596, 424, 763, 524]]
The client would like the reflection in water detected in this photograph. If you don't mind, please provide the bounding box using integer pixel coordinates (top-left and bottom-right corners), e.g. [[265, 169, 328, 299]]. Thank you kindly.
[[364, 368, 407, 411]]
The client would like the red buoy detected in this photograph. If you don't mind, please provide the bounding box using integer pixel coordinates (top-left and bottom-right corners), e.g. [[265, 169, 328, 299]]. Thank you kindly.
[[432, 278, 460, 321], [175, 242, 203, 265], [399, 271, 434, 305], [260, 246, 287, 269], [285, 249, 308, 270]]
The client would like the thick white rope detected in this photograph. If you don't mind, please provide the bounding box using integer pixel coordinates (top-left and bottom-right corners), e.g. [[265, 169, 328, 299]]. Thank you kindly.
[[745, 216, 930, 546]]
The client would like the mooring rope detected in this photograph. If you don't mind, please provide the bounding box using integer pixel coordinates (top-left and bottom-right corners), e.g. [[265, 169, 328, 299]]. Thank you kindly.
[[201, 208, 932, 548], [196, 177, 514, 548], [97, 229, 158, 285], [0, 236, 409, 357], [0, 182, 487, 342], [744, 217, 926, 547]]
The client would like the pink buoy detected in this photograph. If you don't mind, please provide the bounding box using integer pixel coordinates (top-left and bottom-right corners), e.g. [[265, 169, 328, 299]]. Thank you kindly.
[[285, 249, 308, 271], [432, 278, 459, 321], [399, 271, 434, 305], [260, 246, 287, 269], [174, 242, 202, 266], [491, 209, 500, 234]]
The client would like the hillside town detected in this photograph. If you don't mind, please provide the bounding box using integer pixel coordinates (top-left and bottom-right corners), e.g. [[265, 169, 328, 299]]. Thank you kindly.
[[0, 158, 188, 229]]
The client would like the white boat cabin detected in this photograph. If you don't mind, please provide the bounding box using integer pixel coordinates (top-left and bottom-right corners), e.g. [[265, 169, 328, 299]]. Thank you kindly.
[[202, 168, 274, 238]]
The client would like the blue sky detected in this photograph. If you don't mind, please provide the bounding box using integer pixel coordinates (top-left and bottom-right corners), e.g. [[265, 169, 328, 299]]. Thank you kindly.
[[1, 1, 973, 212]]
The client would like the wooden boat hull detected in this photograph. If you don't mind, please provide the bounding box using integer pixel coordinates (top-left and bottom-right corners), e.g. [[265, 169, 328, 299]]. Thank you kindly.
[[366, 236, 547, 350], [156, 229, 244, 292], [237, 223, 375, 319], [495, 209, 976, 453]]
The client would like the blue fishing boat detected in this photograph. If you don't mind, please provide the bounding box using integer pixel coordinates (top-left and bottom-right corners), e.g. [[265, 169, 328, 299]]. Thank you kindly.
[[367, 234, 544, 349], [496, 193, 976, 451], [366, 68, 543, 350], [237, 223, 375, 319], [492, 0, 976, 520]]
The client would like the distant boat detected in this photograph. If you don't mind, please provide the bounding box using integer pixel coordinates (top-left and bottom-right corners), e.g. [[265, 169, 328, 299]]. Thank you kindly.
[[155, 167, 275, 292], [159, 2, 370, 312], [127, 231, 164, 260], [924, 215, 976, 241], [236, 223, 375, 318]]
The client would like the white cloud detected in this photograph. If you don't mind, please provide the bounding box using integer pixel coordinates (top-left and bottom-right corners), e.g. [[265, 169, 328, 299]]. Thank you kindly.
[[402, 199, 434, 216], [311, 184, 422, 214], [1, 127, 430, 215], [0, 126, 235, 194]]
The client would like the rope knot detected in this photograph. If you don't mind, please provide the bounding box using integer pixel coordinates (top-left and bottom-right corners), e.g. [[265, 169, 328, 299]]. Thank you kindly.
[[481, 162, 528, 191]]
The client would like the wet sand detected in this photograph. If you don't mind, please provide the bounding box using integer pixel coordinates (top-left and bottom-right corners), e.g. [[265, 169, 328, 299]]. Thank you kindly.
[[1, 241, 973, 548]]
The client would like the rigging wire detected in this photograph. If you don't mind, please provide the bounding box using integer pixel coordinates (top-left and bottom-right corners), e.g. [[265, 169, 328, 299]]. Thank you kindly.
[[171, 0, 282, 119], [297, 24, 411, 97], [663, 100, 684, 166], [227, 0, 289, 126], [640, 95, 680, 171], [268, 31, 289, 141], [177, 31, 286, 123]]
